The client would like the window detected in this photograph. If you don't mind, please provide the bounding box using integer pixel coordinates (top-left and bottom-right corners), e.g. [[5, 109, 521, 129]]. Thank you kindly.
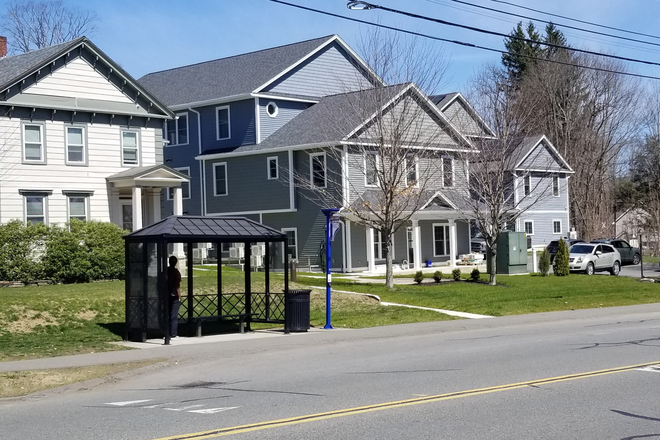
[[442, 157, 453, 187], [121, 204, 133, 232], [365, 152, 378, 186], [433, 224, 450, 256], [23, 123, 44, 162], [553, 175, 560, 197], [68, 196, 88, 222], [282, 228, 298, 261], [266, 102, 278, 118], [524, 175, 531, 196], [66, 126, 86, 164], [553, 220, 562, 234], [267, 157, 279, 180], [406, 156, 418, 187], [166, 113, 188, 145], [216, 106, 231, 140], [168, 168, 190, 200], [310, 153, 326, 188], [213, 162, 228, 196], [373, 230, 385, 260], [25, 195, 46, 225], [524, 220, 534, 235], [121, 131, 139, 166]]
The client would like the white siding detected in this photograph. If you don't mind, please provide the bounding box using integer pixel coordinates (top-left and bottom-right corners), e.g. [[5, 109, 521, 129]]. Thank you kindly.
[[0, 117, 160, 226], [22, 58, 133, 103]]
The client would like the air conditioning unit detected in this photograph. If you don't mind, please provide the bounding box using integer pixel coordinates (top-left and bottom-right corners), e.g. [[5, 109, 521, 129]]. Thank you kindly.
[[250, 255, 263, 268], [229, 247, 244, 259], [233, 242, 245, 248], [251, 244, 265, 257]]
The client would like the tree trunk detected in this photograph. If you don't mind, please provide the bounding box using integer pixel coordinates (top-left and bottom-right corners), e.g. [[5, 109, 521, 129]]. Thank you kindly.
[[385, 236, 394, 289], [488, 250, 497, 286]]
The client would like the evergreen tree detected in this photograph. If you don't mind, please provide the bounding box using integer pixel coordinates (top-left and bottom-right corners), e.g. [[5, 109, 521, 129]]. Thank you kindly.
[[553, 238, 570, 276], [502, 21, 542, 83], [538, 248, 551, 276]]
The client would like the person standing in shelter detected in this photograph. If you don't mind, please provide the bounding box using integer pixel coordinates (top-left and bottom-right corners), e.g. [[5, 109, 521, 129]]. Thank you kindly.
[[168, 255, 182, 338]]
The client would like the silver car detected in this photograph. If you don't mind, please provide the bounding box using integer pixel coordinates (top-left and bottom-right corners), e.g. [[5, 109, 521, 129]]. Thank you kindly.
[[568, 243, 621, 275]]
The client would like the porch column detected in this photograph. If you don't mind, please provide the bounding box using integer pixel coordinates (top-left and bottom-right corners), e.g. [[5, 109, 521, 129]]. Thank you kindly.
[[366, 227, 376, 273], [132, 186, 143, 231], [173, 187, 183, 216], [449, 219, 457, 267], [151, 189, 161, 223], [412, 218, 422, 270], [345, 220, 353, 272]]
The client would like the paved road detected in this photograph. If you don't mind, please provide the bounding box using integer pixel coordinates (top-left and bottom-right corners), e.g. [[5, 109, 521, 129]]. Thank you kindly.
[[3, 304, 660, 439]]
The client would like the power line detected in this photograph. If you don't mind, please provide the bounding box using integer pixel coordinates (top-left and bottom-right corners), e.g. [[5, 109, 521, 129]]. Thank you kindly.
[[268, 0, 660, 81], [344, 1, 660, 69], [425, 0, 660, 50], [488, 0, 660, 41]]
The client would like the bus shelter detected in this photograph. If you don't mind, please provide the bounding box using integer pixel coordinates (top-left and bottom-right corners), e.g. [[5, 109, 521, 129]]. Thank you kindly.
[[123, 215, 289, 344]]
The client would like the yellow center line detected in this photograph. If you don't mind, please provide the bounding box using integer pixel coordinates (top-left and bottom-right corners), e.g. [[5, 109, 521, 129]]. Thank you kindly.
[[153, 360, 660, 440]]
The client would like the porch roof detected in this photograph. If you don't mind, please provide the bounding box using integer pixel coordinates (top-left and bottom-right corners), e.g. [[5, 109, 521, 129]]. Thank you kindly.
[[106, 164, 190, 188]]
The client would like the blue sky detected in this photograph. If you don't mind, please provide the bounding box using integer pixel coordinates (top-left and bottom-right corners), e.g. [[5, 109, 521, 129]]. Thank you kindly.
[[4, 0, 660, 93]]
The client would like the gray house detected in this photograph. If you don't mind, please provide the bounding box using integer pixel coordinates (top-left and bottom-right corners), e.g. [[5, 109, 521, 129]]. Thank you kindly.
[[139, 35, 572, 272]]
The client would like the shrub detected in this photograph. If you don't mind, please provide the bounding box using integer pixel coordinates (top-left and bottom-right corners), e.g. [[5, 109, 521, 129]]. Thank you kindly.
[[470, 267, 480, 281], [413, 271, 424, 284], [538, 248, 551, 276], [0, 220, 48, 283], [43, 224, 92, 283], [553, 238, 570, 277], [452, 268, 462, 281], [433, 270, 443, 283]]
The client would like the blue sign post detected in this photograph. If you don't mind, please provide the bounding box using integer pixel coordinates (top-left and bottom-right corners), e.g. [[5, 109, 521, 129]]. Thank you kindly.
[[321, 208, 339, 329]]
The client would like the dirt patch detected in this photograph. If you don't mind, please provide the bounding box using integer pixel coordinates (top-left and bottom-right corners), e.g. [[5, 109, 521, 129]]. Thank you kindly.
[[75, 310, 97, 321], [4, 306, 58, 334]]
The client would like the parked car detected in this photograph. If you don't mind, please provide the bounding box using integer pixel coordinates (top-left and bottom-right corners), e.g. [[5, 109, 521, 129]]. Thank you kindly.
[[471, 233, 486, 253], [568, 243, 621, 275], [590, 239, 640, 265], [546, 239, 584, 262]]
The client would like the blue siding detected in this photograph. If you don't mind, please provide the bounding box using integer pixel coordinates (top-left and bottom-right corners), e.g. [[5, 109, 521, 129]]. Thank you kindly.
[[265, 43, 374, 97], [259, 98, 310, 141], [199, 99, 256, 152], [517, 211, 570, 247]]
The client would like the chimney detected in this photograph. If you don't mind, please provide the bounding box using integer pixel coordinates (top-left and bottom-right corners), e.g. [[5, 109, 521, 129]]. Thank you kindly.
[[0, 36, 6, 58]]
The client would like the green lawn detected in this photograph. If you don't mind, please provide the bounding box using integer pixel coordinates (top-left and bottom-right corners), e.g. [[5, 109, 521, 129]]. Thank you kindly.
[[1, 266, 658, 362]]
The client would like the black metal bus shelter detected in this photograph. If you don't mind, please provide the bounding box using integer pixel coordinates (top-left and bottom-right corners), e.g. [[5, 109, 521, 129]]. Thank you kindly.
[[123, 215, 289, 344]]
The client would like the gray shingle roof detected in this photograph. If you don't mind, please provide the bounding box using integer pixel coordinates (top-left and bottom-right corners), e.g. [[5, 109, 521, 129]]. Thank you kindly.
[[0, 38, 85, 91], [138, 35, 337, 107], [429, 93, 458, 109], [124, 215, 287, 242]]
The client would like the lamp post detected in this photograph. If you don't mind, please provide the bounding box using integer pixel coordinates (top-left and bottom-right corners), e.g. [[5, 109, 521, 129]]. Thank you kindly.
[[321, 208, 339, 329]]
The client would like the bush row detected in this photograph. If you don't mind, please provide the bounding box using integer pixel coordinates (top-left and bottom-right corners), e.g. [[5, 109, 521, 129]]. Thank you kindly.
[[0, 219, 126, 284]]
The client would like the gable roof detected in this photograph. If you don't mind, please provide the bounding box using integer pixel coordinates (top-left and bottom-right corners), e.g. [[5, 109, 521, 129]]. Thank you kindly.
[[106, 165, 190, 188], [138, 35, 381, 108], [199, 83, 475, 158], [429, 92, 496, 138], [512, 135, 574, 173], [0, 37, 173, 119]]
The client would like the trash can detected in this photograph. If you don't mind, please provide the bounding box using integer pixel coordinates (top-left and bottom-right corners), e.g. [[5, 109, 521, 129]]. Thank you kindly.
[[285, 289, 311, 333], [426, 260, 432, 267]]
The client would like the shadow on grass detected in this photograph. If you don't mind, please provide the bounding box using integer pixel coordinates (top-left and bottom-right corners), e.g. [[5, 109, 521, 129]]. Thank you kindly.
[[97, 322, 125, 338]]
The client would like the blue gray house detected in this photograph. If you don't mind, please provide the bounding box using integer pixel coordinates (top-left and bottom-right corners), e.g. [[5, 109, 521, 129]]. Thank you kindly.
[[139, 35, 573, 272]]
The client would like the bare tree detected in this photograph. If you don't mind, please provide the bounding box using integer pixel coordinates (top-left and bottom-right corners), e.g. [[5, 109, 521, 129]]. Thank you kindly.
[[290, 31, 452, 289], [1, 0, 99, 53]]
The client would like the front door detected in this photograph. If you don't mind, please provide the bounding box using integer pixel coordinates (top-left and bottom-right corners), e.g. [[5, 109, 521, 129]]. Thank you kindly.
[[120, 202, 133, 232]]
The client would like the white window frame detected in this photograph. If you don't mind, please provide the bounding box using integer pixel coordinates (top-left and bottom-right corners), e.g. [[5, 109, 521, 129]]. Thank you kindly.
[[405, 155, 419, 188], [442, 156, 454, 187], [373, 230, 394, 260], [120, 201, 133, 232], [213, 162, 228, 196], [22, 192, 50, 225], [552, 219, 562, 235], [121, 130, 140, 166], [310, 152, 327, 189], [433, 223, 450, 257], [216, 105, 231, 140], [523, 174, 531, 196], [282, 228, 298, 262], [22, 122, 46, 164], [167, 167, 191, 200], [166, 112, 189, 146], [266, 101, 279, 118], [67, 195, 89, 222], [65, 125, 87, 165], [553, 175, 560, 197], [267, 156, 279, 180], [364, 151, 379, 187], [524, 220, 534, 235]]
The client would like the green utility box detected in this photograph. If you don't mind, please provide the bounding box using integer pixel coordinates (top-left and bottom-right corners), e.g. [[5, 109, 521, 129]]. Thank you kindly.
[[486, 231, 528, 275]]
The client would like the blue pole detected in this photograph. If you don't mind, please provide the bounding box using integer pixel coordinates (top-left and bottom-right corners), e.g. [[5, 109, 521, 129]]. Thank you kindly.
[[322, 208, 339, 329]]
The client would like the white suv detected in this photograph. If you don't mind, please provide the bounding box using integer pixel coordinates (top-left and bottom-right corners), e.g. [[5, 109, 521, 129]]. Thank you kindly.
[[568, 243, 621, 275]]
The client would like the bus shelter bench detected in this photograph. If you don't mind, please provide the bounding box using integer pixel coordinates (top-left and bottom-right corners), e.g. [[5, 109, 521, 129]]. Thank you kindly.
[[190, 313, 258, 337]]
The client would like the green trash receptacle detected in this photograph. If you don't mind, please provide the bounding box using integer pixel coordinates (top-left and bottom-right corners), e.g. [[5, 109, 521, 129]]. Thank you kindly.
[[285, 289, 311, 333]]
